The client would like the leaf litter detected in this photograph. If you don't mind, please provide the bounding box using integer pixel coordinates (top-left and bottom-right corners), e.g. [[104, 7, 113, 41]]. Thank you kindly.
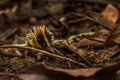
[[0, 0, 120, 80]]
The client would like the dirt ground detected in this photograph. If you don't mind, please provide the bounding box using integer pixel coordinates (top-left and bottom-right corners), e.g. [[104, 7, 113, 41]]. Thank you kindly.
[[0, 0, 120, 80]]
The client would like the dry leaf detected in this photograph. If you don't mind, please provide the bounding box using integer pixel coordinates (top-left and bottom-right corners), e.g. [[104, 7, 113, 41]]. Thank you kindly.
[[17, 63, 120, 80], [101, 4, 119, 23], [105, 24, 120, 46]]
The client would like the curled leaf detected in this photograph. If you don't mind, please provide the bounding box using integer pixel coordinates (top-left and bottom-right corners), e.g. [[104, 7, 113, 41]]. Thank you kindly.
[[101, 4, 119, 23]]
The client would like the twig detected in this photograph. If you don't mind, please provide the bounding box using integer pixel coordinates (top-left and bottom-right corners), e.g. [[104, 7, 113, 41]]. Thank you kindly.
[[68, 17, 87, 23], [84, 36, 105, 43], [0, 45, 87, 68], [64, 41, 94, 67], [0, 72, 15, 76], [67, 0, 108, 5], [67, 0, 118, 7], [71, 12, 114, 30]]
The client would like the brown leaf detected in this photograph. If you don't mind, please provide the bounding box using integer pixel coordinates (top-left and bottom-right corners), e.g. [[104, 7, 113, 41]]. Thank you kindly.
[[17, 63, 120, 80], [105, 24, 120, 46], [73, 38, 104, 48], [94, 63, 120, 75], [101, 4, 119, 23], [17, 63, 77, 80], [91, 63, 120, 80]]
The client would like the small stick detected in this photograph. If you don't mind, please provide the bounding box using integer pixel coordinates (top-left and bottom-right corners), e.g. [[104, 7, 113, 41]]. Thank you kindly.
[[0, 72, 15, 76], [64, 41, 94, 67], [0, 45, 88, 68], [71, 12, 113, 30]]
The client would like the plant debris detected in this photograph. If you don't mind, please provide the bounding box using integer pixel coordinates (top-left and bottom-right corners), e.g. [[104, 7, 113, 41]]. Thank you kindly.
[[0, 0, 120, 80]]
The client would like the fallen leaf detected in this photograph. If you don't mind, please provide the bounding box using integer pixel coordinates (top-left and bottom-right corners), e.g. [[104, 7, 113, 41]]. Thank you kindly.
[[105, 24, 120, 46], [17, 63, 76, 80], [17, 63, 120, 80], [73, 38, 104, 48], [101, 4, 119, 23]]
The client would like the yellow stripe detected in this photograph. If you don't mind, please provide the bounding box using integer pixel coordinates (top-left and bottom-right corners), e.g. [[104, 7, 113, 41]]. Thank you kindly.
[[40, 26, 51, 47]]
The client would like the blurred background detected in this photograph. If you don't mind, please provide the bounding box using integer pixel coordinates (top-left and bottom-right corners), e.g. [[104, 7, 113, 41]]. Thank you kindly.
[[0, 0, 119, 45]]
